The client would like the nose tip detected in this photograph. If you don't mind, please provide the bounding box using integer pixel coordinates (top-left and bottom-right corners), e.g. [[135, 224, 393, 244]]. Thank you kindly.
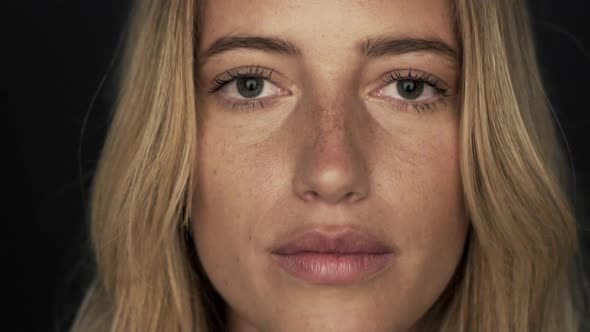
[[293, 143, 370, 205]]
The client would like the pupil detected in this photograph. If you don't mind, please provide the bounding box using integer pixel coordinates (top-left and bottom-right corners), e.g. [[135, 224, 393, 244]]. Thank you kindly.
[[397, 80, 424, 100], [237, 77, 264, 98]]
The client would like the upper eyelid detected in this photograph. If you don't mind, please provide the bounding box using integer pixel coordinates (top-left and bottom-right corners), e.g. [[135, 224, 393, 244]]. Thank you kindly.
[[207, 65, 291, 94], [377, 68, 450, 89], [211, 66, 281, 84]]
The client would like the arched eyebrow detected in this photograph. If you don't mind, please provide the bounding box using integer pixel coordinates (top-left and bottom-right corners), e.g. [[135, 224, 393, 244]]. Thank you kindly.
[[199, 35, 458, 65], [199, 36, 301, 64], [360, 37, 457, 62]]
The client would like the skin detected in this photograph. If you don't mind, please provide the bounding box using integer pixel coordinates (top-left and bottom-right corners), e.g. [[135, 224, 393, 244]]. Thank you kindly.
[[192, 1, 469, 331]]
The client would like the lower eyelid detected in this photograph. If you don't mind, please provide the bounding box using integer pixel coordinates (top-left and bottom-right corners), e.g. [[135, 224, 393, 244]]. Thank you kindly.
[[231, 100, 265, 112], [366, 91, 450, 112], [216, 94, 285, 111], [371, 84, 443, 103]]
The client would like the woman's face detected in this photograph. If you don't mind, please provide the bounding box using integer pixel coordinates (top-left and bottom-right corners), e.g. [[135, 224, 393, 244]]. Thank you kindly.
[[193, 1, 468, 331]]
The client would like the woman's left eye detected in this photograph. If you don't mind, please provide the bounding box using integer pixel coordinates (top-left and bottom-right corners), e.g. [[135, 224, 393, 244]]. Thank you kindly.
[[368, 69, 451, 112], [375, 79, 440, 102], [218, 76, 283, 100]]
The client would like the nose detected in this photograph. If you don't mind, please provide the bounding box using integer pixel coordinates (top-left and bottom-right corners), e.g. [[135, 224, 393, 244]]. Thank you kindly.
[[292, 99, 370, 205]]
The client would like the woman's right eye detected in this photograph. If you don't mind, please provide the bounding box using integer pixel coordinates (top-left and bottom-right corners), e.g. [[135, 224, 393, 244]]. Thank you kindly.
[[207, 66, 293, 112], [218, 76, 283, 100]]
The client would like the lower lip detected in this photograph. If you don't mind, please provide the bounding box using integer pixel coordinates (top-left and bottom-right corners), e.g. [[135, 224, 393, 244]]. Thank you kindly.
[[272, 252, 393, 285]]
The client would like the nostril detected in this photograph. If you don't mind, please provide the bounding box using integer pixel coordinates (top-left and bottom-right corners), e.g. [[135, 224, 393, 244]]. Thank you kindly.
[[303, 191, 319, 202], [303, 191, 359, 203], [344, 192, 354, 201]]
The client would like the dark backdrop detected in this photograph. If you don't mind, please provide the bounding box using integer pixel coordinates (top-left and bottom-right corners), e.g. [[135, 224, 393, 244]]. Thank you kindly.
[[7, 1, 590, 331]]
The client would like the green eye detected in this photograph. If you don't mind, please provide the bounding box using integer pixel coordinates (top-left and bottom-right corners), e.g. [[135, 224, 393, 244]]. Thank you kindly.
[[236, 77, 264, 98], [396, 80, 425, 100]]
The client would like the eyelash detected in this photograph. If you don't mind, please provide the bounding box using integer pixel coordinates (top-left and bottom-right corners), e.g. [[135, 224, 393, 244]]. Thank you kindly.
[[208, 66, 450, 113], [378, 68, 450, 113], [208, 66, 275, 93], [208, 66, 277, 112]]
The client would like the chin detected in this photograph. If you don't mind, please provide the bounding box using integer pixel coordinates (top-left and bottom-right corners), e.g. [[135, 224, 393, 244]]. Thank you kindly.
[[257, 301, 412, 332], [269, 317, 404, 332]]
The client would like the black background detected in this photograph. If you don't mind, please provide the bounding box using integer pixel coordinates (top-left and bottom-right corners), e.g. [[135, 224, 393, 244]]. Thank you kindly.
[[7, 1, 590, 331]]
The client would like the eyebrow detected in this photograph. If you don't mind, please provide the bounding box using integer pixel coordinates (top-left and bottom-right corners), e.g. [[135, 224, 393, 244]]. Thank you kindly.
[[199, 35, 458, 64], [360, 37, 457, 62], [199, 36, 301, 64]]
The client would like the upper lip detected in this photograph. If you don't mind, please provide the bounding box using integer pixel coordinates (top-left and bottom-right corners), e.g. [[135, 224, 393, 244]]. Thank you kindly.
[[271, 227, 394, 255]]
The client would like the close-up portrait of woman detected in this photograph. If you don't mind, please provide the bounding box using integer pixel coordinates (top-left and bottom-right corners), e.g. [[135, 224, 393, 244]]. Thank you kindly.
[[59, 0, 589, 331]]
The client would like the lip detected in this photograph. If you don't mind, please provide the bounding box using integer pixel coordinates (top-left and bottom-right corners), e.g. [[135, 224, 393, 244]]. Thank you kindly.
[[270, 227, 395, 285], [271, 228, 394, 255]]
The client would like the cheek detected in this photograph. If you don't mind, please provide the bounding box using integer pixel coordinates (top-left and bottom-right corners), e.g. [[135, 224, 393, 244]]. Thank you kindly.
[[375, 116, 465, 239], [193, 130, 285, 221], [191, 128, 283, 290], [407, 141, 466, 265], [375, 125, 468, 305]]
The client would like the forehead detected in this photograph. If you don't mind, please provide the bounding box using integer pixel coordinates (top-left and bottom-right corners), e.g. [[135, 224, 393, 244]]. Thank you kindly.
[[200, 0, 457, 51]]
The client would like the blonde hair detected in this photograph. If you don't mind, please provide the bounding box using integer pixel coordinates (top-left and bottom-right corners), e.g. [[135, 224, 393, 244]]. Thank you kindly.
[[70, 0, 587, 331]]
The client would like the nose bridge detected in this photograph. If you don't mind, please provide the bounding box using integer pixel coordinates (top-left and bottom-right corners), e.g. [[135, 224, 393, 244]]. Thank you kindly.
[[307, 66, 360, 146], [314, 97, 350, 150], [303, 78, 362, 161], [292, 87, 371, 205]]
